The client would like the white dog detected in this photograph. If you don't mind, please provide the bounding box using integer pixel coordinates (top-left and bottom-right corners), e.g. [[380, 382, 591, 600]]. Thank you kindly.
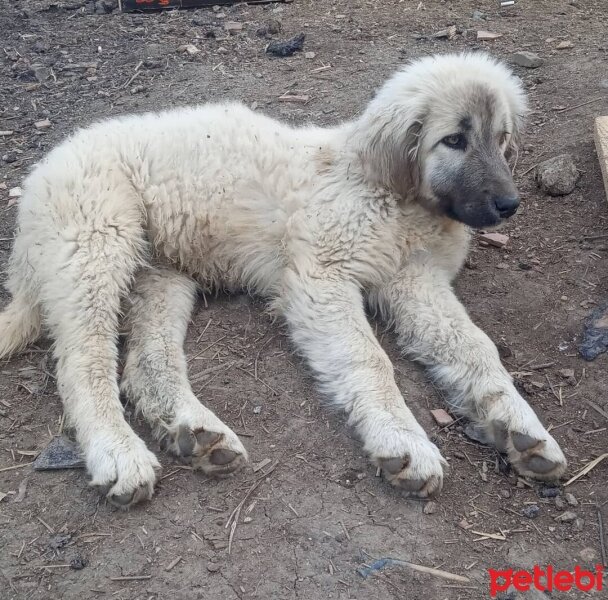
[[0, 53, 567, 507]]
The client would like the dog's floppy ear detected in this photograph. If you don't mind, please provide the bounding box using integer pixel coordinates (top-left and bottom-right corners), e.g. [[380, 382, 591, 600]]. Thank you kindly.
[[505, 78, 528, 160], [355, 109, 424, 200]]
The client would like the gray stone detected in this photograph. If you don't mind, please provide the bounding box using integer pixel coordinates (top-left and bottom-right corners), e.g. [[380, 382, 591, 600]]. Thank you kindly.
[[580, 547, 598, 562], [522, 504, 540, 519], [554, 510, 577, 523], [33, 436, 85, 470], [536, 154, 580, 196], [512, 51, 544, 69], [539, 486, 561, 498], [94, 0, 117, 14], [565, 492, 579, 506], [555, 496, 566, 510]]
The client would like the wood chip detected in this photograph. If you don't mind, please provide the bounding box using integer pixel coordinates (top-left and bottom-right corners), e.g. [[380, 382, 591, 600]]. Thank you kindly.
[[8, 187, 22, 198], [34, 119, 51, 130], [0, 461, 33, 473], [37, 516, 54, 533], [109, 575, 152, 582], [278, 94, 310, 104], [178, 44, 200, 55], [478, 232, 509, 248], [556, 40, 574, 49], [471, 530, 507, 541], [165, 556, 182, 571], [252, 458, 272, 473], [0, 492, 7, 502], [224, 22, 243, 34], [433, 25, 457, 40], [564, 453, 608, 486], [594, 116, 608, 203], [14, 477, 28, 503], [477, 31, 503, 40], [430, 408, 454, 427], [0, 131, 14, 136]]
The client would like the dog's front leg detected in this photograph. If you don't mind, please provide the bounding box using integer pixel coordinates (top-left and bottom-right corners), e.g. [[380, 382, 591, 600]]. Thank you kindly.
[[373, 265, 567, 481], [280, 272, 444, 497]]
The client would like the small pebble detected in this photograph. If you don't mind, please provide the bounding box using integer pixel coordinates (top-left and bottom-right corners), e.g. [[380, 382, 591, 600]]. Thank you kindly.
[[512, 51, 543, 69], [70, 556, 87, 570], [536, 154, 579, 196], [34, 119, 51, 130], [423, 501, 438, 515], [573, 518, 585, 531], [554, 510, 577, 523], [564, 492, 578, 506], [522, 504, 540, 519], [555, 497, 566, 510], [207, 562, 221, 573], [3, 153, 17, 163], [499, 489, 511, 499], [580, 547, 598, 562], [539, 486, 561, 498]]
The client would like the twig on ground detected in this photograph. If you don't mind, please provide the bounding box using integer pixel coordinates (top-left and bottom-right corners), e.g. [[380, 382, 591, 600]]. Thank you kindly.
[[564, 453, 608, 486]]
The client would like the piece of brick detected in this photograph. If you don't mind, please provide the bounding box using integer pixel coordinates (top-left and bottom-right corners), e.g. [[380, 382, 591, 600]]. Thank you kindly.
[[430, 408, 454, 427], [479, 232, 509, 248]]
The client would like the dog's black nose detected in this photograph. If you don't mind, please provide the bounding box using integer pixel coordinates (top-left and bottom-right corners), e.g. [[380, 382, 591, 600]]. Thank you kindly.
[[494, 196, 520, 218]]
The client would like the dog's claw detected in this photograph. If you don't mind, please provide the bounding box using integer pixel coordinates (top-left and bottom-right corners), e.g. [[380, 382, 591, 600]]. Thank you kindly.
[[525, 455, 560, 474], [378, 450, 444, 499], [176, 427, 196, 457], [379, 456, 409, 475], [511, 431, 541, 452], [210, 448, 239, 466], [107, 483, 153, 509]]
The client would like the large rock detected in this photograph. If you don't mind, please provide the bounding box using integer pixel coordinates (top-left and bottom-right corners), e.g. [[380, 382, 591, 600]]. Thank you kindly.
[[536, 154, 580, 196], [512, 51, 543, 68]]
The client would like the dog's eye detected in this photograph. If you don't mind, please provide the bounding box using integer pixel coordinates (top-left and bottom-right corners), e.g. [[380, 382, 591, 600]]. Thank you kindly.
[[441, 134, 467, 150]]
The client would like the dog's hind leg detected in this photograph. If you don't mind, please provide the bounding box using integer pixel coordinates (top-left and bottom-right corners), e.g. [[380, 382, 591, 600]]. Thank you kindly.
[[121, 267, 247, 476], [42, 223, 161, 509], [372, 264, 567, 482]]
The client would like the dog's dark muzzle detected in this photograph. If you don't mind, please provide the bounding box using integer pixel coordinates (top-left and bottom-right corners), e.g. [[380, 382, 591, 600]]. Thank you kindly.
[[494, 195, 520, 219]]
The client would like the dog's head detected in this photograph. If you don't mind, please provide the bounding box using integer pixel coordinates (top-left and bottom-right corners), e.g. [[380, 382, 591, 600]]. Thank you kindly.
[[354, 53, 527, 229]]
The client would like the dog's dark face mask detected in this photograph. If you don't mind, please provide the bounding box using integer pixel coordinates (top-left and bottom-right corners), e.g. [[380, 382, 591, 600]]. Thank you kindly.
[[418, 92, 521, 230]]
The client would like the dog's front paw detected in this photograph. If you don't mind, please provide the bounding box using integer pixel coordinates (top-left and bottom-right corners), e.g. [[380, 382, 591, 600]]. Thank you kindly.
[[87, 430, 161, 509], [369, 429, 445, 498]]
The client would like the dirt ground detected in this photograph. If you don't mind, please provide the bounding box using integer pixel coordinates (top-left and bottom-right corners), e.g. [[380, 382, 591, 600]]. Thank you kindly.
[[1, 0, 608, 598]]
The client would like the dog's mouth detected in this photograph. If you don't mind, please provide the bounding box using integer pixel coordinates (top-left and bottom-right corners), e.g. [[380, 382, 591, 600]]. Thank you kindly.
[[443, 202, 509, 230]]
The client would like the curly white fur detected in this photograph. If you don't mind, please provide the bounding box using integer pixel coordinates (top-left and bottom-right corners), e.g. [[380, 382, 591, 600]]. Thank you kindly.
[[0, 53, 566, 506]]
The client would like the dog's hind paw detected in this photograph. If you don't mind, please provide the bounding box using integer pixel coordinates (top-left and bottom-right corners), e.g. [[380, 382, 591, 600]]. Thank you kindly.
[[465, 419, 567, 482], [506, 429, 567, 481], [164, 423, 247, 476], [369, 431, 445, 498]]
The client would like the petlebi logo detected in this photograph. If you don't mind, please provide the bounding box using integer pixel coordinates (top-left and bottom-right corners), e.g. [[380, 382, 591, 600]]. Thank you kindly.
[[489, 565, 604, 596]]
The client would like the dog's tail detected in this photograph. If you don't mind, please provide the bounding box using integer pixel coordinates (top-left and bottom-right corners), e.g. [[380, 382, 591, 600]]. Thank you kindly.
[[0, 291, 42, 359]]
